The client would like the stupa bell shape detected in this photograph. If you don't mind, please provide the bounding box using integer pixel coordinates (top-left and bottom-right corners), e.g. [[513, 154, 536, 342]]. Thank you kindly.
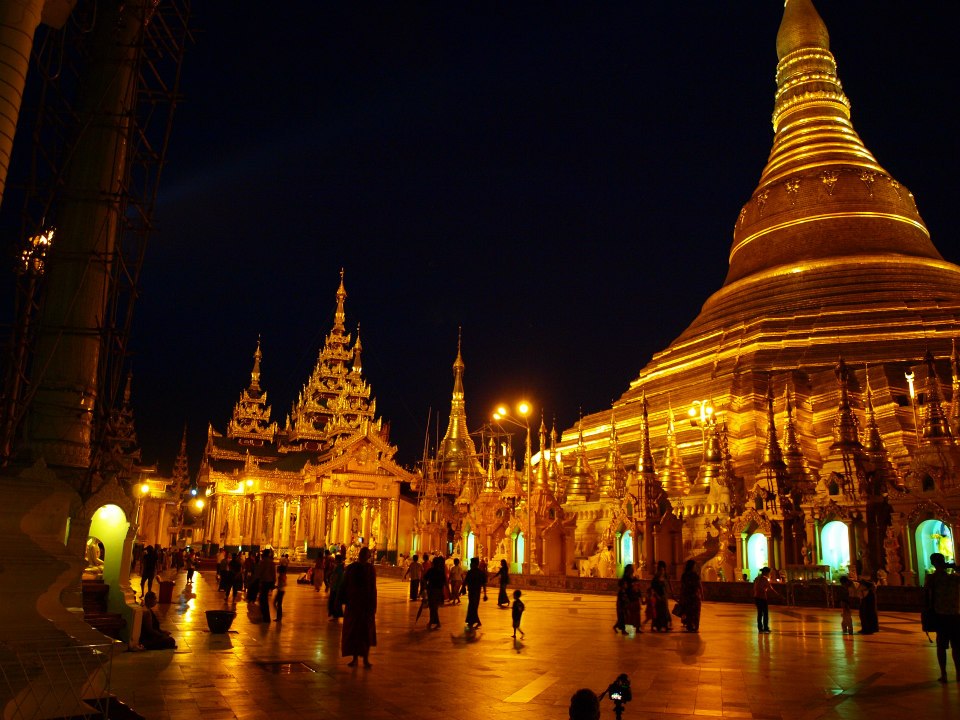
[[727, 0, 940, 285], [565, 0, 960, 497]]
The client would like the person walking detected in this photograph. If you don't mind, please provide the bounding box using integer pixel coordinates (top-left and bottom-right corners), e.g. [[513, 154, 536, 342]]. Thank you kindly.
[[512, 589, 525, 639], [328, 554, 346, 620], [464, 557, 487, 629], [679, 560, 703, 632], [614, 563, 641, 633], [925, 552, 960, 683], [448, 557, 464, 604], [838, 576, 855, 635], [255, 549, 276, 622], [245, 551, 259, 603], [858, 580, 879, 634], [403, 554, 422, 601], [424, 556, 446, 629], [753, 566, 780, 633], [274, 563, 287, 622], [139, 545, 157, 599], [312, 553, 324, 593], [341, 546, 377, 668], [185, 550, 196, 584], [651, 560, 671, 631], [493, 559, 510, 607]]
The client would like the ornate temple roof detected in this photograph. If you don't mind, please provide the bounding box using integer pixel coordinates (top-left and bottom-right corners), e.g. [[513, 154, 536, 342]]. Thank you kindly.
[[286, 272, 378, 448], [227, 339, 278, 444]]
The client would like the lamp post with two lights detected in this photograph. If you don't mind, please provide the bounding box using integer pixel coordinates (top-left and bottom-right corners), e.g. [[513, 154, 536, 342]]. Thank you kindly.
[[492, 401, 539, 574]]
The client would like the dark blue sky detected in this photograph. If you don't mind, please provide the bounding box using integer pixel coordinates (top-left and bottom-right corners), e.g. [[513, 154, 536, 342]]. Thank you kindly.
[[126, 2, 960, 473]]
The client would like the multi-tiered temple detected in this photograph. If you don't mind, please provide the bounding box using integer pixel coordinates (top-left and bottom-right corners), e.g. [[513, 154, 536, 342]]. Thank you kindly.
[[199, 273, 412, 559]]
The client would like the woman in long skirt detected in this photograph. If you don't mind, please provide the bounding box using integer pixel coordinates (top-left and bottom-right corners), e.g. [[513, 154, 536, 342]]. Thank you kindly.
[[341, 547, 377, 667], [651, 560, 671, 631], [493, 559, 510, 607], [424, 556, 447, 629], [679, 560, 703, 632], [614, 564, 641, 633], [464, 557, 487, 628]]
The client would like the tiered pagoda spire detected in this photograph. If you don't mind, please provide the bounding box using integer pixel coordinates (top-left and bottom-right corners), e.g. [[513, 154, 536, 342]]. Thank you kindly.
[[100, 371, 142, 481], [921, 351, 954, 445], [598, 411, 626, 500], [227, 339, 278, 443], [565, 421, 595, 502], [169, 426, 190, 501], [821, 358, 869, 498], [659, 408, 689, 498], [635, 393, 660, 518], [436, 331, 482, 486], [288, 272, 376, 446], [781, 386, 817, 498], [756, 386, 788, 513], [861, 368, 904, 493]]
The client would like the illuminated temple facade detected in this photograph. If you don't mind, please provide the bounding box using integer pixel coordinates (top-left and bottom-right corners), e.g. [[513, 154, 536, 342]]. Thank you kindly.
[[555, 0, 960, 585], [199, 274, 412, 559], [418, 0, 960, 586]]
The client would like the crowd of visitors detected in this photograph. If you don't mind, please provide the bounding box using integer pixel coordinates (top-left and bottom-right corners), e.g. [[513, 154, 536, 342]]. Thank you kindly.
[[129, 543, 945, 684]]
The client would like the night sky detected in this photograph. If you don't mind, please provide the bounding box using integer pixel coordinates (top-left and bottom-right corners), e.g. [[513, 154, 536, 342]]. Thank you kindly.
[[124, 2, 960, 474]]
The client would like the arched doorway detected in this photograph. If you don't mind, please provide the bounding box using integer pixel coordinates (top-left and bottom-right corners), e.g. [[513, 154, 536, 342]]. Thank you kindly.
[[746, 533, 768, 579], [513, 532, 525, 575], [618, 530, 633, 575], [466, 531, 476, 560], [915, 519, 955, 584], [820, 520, 850, 579]]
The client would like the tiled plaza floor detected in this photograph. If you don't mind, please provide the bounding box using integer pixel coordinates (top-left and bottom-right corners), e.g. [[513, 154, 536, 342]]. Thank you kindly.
[[110, 570, 957, 719]]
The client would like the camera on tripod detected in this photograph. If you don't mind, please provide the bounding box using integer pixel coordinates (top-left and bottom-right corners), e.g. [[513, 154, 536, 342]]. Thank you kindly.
[[606, 674, 631, 717]]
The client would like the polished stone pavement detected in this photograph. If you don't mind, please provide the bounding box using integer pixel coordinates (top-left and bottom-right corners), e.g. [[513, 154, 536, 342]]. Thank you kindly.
[[111, 570, 956, 720]]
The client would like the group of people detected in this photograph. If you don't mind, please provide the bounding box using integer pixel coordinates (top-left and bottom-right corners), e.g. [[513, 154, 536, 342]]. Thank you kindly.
[[402, 554, 525, 635], [614, 560, 703, 634]]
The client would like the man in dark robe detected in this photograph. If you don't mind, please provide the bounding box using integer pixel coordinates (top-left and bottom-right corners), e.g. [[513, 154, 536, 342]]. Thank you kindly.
[[341, 546, 377, 667], [464, 557, 487, 629]]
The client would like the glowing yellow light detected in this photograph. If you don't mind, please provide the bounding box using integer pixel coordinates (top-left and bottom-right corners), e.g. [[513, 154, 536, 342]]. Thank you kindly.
[[905, 371, 916, 400], [688, 407, 697, 417], [139, 483, 149, 495], [246, 479, 254, 487], [518, 402, 530, 416], [496, 406, 508, 416], [194, 499, 205, 510], [92, 504, 125, 525]]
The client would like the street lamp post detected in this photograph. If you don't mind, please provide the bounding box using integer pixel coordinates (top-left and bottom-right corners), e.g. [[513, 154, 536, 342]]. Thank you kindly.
[[493, 401, 538, 574]]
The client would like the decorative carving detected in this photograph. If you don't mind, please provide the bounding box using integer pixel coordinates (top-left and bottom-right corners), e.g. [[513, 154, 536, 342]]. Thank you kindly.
[[858, 170, 876, 196], [820, 170, 839, 195], [756, 189, 770, 217], [785, 178, 801, 205]]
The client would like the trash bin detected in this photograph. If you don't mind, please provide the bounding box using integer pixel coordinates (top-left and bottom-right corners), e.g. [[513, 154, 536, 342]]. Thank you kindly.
[[157, 580, 175, 604]]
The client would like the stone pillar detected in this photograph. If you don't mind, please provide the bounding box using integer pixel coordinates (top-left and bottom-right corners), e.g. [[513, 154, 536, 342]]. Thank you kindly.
[[388, 498, 399, 552], [361, 500, 370, 544], [253, 495, 263, 545], [318, 496, 328, 546]]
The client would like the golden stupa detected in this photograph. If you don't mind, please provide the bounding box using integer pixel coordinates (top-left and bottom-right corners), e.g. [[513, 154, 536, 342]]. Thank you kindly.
[[560, 0, 960, 580]]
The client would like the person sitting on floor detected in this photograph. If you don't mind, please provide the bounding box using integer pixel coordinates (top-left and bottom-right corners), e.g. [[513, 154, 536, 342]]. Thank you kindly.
[[139, 591, 177, 650]]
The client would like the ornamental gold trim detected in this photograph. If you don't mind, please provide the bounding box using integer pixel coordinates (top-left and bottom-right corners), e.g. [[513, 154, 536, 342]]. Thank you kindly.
[[730, 212, 930, 263]]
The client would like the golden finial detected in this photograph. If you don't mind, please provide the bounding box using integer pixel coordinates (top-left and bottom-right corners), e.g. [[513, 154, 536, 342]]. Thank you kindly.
[[777, 0, 829, 61]]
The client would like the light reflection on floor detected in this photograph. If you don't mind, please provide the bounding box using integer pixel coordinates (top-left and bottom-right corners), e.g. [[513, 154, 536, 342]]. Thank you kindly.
[[109, 570, 951, 719]]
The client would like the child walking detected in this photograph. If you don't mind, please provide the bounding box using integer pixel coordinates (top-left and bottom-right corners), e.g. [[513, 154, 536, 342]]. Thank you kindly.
[[512, 589, 525, 639], [838, 576, 854, 635], [274, 564, 287, 622], [642, 586, 656, 630]]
